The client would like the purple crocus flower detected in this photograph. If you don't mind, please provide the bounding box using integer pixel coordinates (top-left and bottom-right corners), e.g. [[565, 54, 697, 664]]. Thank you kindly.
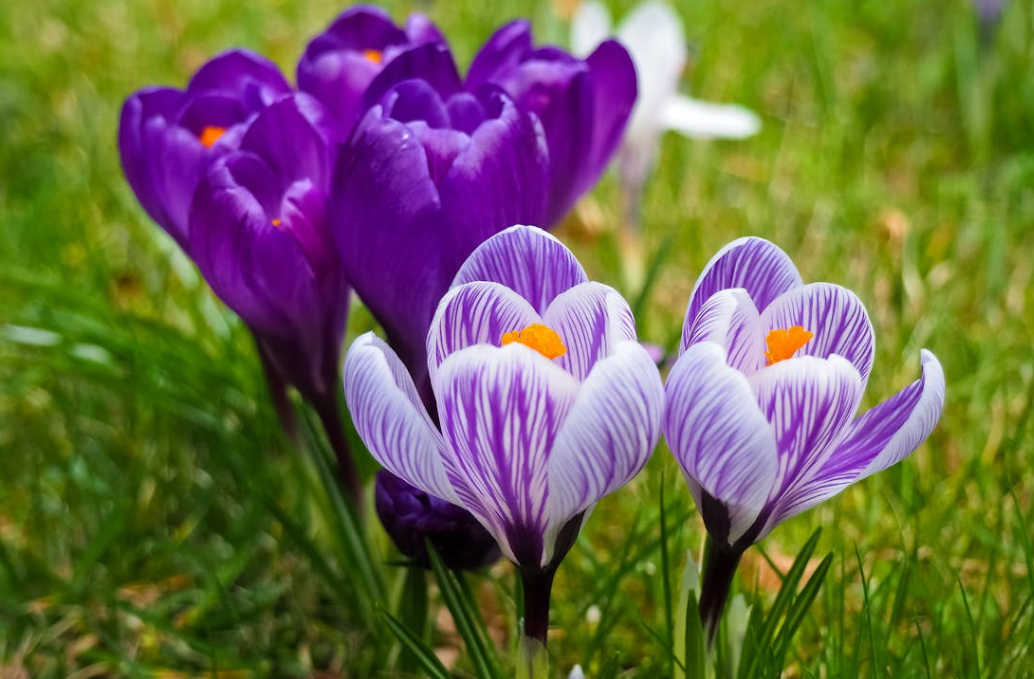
[[663, 237, 945, 635], [297, 5, 444, 137], [330, 68, 551, 398], [119, 50, 292, 252], [466, 20, 637, 224], [188, 94, 358, 498], [375, 470, 501, 570], [344, 225, 664, 648]]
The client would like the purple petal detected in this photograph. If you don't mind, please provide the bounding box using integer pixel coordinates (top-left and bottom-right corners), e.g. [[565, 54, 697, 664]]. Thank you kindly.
[[185, 49, 291, 104], [426, 281, 540, 384], [577, 39, 637, 208], [434, 89, 551, 272], [664, 342, 778, 546], [362, 42, 463, 112], [682, 288, 764, 375], [450, 225, 588, 313], [344, 333, 458, 503], [752, 354, 865, 526], [684, 237, 803, 335], [240, 95, 333, 192], [466, 20, 533, 90], [546, 341, 663, 543], [769, 350, 944, 525], [434, 344, 581, 567], [542, 282, 637, 381], [329, 108, 444, 382], [761, 282, 876, 385]]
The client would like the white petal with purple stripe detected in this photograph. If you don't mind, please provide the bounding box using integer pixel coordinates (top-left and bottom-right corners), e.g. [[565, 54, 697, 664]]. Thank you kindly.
[[343, 333, 458, 503], [664, 342, 778, 545], [681, 288, 764, 375], [450, 225, 589, 313], [433, 343, 581, 566], [546, 340, 664, 551], [543, 282, 638, 381]]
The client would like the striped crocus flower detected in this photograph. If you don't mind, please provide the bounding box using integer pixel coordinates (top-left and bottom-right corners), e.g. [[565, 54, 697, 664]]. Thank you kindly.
[[663, 237, 945, 635], [344, 225, 664, 649]]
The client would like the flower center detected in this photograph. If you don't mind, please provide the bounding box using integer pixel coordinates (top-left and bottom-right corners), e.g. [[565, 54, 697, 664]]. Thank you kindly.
[[271, 218, 282, 228], [199, 125, 227, 148], [764, 326, 814, 365], [501, 323, 566, 360], [362, 48, 383, 64]]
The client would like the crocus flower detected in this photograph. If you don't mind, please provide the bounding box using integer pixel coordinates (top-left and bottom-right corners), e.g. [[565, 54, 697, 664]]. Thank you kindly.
[[663, 237, 945, 635], [297, 5, 444, 137], [344, 225, 664, 650], [119, 50, 292, 252], [375, 470, 501, 570], [466, 20, 637, 224], [571, 0, 760, 212], [330, 65, 551, 398], [189, 94, 359, 498]]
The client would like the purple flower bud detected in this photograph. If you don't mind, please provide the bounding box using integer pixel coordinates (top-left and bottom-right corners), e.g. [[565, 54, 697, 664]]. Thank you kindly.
[[375, 470, 501, 570], [468, 21, 637, 224], [330, 62, 550, 394], [189, 95, 348, 402], [298, 5, 444, 138], [119, 50, 292, 252]]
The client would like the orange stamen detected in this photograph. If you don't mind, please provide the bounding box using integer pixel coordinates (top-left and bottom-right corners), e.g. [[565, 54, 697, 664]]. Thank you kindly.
[[501, 323, 566, 360], [198, 125, 227, 148], [362, 48, 383, 64], [271, 218, 282, 228], [764, 326, 814, 365]]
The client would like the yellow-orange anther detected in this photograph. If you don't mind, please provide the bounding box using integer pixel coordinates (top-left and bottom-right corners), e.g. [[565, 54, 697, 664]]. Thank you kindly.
[[764, 326, 814, 365], [501, 323, 566, 360], [199, 125, 227, 148], [362, 49, 383, 64], [271, 218, 283, 228]]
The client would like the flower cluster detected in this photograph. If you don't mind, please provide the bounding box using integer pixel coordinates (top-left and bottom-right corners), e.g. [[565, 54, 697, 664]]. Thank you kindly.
[[119, 2, 946, 674]]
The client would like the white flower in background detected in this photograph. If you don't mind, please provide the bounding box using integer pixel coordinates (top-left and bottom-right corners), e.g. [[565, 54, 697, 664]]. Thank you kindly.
[[572, 0, 761, 206], [568, 665, 587, 679]]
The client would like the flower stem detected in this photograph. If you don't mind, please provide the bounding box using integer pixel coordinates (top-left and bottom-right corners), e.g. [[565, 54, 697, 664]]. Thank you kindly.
[[698, 536, 744, 644], [254, 335, 298, 444], [311, 389, 363, 511], [519, 568, 555, 679]]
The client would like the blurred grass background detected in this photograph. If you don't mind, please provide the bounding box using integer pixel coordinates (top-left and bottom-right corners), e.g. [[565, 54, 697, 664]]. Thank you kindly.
[[1, 0, 1033, 676]]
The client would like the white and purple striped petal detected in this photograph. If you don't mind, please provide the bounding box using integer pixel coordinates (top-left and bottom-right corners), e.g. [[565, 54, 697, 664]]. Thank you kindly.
[[450, 225, 589, 313], [767, 350, 945, 526], [433, 344, 582, 566], [681, 288, 764, 375], [426, 281, 540, 383], [761, 283, 876, 385], [343, 333, 458, 504], [751, 355, 865, 520], [664, 342, 778, 546], [684, 237, 803, 333], [543, 282, 638, 381], [546, 340, 664, 553]]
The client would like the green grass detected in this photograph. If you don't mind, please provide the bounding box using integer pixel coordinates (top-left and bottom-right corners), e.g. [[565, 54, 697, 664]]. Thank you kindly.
[[2, 0, 1034, 676]]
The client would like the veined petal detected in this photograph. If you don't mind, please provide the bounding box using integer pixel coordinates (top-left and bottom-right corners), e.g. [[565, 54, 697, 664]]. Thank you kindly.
[[769, 350, 945, 525], [546, 341, 663, 541], [434, 344, 581, 567], [450, 225, 588, 312], [343, 333, 458, 504], [684, 237, 803, 339], [761, 283, 876, 385], [661, 95, 761, 140], [753, 355, 865, 513], [664, 342, 778, 546], [682, 288, 764, 375], [426, 281, 540, 384], [543, 282, 638, 381], [571, 0, 612, 57]]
